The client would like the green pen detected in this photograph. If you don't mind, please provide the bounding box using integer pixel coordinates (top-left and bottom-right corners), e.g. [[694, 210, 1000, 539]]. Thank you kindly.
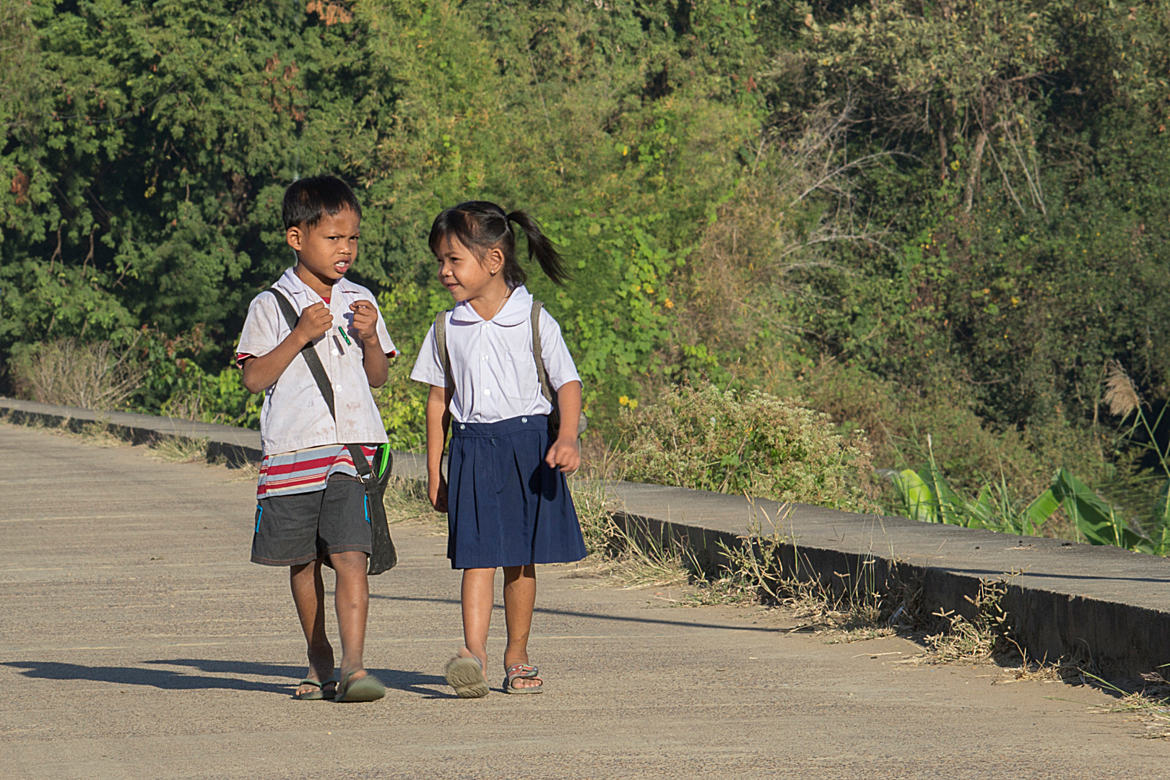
[[376, 445, 391, 478], [337, 325, 352, 346]]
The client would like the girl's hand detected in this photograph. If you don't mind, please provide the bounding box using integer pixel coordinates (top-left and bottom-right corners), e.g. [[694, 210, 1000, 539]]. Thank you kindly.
[[429, 474, 449, 513], [349, 300, 381, 345], [545, 436, 580, 474]]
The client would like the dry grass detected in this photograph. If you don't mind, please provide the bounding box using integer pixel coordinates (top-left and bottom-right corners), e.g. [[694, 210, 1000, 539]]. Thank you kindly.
[[381, 476, 439, 527], [9, 337, 146, 410], [146, 436, 210, 463], [74, 420, 124, 448], [1085, 669, 1170, 739], [1104, 360, 1141, 418], [920, 579, 1015, 664]]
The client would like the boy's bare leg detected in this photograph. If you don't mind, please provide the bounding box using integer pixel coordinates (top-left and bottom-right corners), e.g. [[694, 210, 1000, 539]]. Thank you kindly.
[[289, 560, 335, 696], [502, 564, 540, 689], [459, 567, 496, 669], [330, 549, 370, 681]]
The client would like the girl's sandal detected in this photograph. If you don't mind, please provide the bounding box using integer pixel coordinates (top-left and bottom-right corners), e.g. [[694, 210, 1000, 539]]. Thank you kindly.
[[503, 663, 543, 695], [445, 655, 489, 698]]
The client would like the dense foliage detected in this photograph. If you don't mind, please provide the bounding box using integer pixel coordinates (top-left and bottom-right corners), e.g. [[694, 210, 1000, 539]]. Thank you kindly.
[[617, 384, 878, 513], [5, 0, 1170, 530]]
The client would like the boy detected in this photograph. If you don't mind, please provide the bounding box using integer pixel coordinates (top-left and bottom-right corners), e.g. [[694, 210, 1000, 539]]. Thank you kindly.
[[237, 175, 396, 702]]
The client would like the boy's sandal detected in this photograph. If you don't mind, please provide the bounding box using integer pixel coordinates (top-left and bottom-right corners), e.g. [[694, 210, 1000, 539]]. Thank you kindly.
[[293, 678, 337, 701], [334, 670, 385, 703], [445, 655, 489, 699], [503, 663, 543, 695]]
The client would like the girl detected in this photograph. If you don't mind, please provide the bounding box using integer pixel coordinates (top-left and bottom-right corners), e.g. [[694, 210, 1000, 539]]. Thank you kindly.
[[410, 201, 586, 697]]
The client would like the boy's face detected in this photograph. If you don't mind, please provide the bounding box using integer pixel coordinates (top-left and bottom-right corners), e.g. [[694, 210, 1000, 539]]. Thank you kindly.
[[287, 207, 360, 296]]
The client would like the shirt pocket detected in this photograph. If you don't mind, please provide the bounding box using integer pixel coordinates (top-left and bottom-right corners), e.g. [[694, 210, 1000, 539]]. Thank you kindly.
[[503, 349, 538, 401]]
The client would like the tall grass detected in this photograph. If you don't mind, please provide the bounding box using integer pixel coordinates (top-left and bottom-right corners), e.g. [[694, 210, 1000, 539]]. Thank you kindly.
[[890, 362, 1170, 556]]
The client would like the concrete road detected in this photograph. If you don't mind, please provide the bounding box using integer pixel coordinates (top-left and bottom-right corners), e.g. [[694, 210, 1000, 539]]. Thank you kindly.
[[2, 421, 1169, 779]]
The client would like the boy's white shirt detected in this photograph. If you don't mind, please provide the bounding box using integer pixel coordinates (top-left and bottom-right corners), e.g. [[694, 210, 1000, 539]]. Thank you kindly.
[[238, 268, 396, 456], [410, 284, 581, 424]]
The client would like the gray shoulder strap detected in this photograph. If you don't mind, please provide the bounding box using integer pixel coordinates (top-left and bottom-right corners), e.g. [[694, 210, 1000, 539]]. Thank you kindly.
[[434, 310, 452, 388], [531, 300, 553, 405]]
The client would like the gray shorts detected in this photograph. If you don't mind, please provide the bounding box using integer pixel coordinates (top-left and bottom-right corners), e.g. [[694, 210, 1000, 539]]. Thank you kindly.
[[251, 475, 371, 566]]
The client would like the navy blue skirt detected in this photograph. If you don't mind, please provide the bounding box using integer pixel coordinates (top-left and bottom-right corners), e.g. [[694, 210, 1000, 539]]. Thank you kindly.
[[447, 415, 586, 569]]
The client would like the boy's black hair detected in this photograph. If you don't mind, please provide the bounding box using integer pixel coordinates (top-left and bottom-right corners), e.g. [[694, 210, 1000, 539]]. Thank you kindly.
[[429, 200, 568, 288], [282, 175, 362, 229]]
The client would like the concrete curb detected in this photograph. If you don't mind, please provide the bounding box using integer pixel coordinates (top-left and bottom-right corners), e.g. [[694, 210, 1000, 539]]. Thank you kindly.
[[4, 396, 1169, 679]]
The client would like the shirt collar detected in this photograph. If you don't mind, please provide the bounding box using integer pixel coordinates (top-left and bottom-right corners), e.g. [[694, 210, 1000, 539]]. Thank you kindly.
[[449, 285, 532, 326], [274, 267, 354, 305]]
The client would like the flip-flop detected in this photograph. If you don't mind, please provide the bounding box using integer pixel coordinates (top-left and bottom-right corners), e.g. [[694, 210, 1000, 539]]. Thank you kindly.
[[334, 670, 385, 703], [292, 678, 337, 701], [445, 655, 489, 698], [503, 663, 543, 694]]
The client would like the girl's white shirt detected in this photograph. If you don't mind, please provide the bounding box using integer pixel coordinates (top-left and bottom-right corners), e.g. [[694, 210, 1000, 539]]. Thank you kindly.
[[410, 284, 581, 424], [237, 267, 396, 455]]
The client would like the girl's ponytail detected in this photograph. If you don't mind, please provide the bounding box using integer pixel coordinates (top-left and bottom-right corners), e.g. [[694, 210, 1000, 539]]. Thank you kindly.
[[505, 210, 569, 286], [430, 201, 570, 288]]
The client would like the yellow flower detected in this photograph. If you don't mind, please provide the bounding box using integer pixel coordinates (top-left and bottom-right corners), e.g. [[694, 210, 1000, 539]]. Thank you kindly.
[[664, 298, 674, 309], [619, 395, 629, 406], [628, 399, 638, 410]]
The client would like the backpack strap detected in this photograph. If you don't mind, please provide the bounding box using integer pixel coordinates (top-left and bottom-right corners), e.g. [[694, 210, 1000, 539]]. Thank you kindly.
[[268, 288, 335, 419], [531, 300, 554, 406], [433, 310, 452, 388]]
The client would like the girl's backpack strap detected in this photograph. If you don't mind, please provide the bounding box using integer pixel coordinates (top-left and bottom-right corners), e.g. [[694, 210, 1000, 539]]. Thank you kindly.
[[530, 300, 554, 405], [532, 300, 587, 436], [434, 310, 453, 388]]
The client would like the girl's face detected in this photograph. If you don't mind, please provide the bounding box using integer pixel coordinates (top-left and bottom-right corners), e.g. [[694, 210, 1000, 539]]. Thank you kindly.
[[434, 234, 505, 304]]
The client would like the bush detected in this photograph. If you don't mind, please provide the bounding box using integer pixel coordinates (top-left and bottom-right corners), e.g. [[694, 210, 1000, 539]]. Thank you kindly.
[[615, 383, 878, 512], [777, 359, 1110, 502], [8, 337, 146, 410]]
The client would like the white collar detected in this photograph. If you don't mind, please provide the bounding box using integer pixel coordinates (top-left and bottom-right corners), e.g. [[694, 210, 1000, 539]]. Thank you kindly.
[[274, 267, 352, 303], [449, 284, 532, 326]]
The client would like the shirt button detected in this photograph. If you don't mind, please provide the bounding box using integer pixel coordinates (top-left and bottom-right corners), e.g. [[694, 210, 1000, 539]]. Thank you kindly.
[[521, 417, 528, 423], [459, 424, 466, 430], [335, 384, 343, 391], [331, 349, 339, 356], [484, 389, 491, 396]]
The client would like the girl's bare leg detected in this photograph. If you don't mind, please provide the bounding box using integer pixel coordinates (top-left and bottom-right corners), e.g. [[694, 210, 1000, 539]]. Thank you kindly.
[[502, 564, 540, 689], [460, 567, 496, 669], [330, 550, 370, 681], [289, 560, 335, 695]]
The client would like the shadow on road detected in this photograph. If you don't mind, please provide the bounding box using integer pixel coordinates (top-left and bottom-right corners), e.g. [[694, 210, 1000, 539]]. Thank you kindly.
[[371, 593, 792, 633], [2, 658, 449, 698]]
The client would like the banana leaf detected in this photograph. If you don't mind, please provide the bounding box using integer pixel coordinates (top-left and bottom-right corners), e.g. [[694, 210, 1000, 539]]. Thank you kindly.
[[1020, 488, 1059, 537], [1051, 468, 1147, 549], [891, 468, 938, 524]]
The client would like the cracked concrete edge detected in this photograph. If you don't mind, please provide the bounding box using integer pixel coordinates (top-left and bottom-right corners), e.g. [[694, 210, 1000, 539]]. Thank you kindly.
[[3, 396, 1168, 679]]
